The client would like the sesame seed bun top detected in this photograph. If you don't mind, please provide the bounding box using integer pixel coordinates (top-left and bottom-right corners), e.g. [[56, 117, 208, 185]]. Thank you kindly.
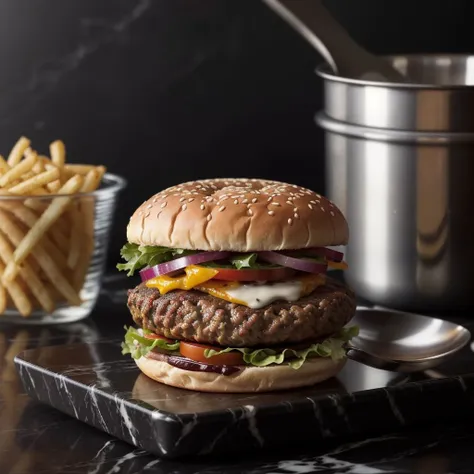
[[127, 178, 349, 251]]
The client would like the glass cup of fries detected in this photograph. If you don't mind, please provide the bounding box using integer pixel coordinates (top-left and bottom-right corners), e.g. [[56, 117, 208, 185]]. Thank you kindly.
[[0, 137, 126, 324]]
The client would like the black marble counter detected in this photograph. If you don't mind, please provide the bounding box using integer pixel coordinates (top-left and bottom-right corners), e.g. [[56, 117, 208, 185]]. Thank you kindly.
[[2, 274, 474, 473]]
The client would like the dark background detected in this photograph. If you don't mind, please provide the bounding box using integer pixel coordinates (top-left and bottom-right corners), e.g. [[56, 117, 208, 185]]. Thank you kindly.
[[0, 0, 473, 267]]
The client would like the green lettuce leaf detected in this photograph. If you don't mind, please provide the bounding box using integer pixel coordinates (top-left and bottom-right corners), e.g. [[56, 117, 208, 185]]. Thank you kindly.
[[117, 242, 281, 275], [230, 253, 258, 269], [116, 243, 198, 276], [122, 325, 359, 369], [203, 326, 359, 370], [121, 326, 180, 359]]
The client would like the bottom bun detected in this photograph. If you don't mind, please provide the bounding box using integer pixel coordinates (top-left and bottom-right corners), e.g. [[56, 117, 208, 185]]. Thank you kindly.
[[135, 356, 346, 393]]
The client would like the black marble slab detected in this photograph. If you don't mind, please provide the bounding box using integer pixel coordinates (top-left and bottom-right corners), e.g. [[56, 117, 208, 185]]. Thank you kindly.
[[14, 333, 474, 459]]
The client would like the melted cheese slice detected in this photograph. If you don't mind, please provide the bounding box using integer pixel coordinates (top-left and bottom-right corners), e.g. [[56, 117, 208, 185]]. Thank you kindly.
[[146, 265, 326, 308], [327, 260, 348, 270], [145, 265, 219, 294]]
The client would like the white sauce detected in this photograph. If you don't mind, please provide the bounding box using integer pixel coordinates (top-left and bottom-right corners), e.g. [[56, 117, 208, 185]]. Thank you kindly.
[[226, 280, 303, 309]]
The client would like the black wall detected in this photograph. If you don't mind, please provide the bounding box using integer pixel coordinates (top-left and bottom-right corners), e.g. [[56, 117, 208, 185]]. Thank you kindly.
[[0, 0, 473, 267]]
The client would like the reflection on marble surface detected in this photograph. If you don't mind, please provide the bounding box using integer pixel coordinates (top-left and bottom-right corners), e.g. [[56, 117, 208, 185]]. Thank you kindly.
[[1, 282, 474, 472]]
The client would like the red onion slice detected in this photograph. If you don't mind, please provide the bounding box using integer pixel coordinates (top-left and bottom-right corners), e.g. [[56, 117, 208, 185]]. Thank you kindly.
[[258, 251, 328, 274], [146, 351, 240, 375], [306, 247, 344, 263], [139, 251, 232, 282]]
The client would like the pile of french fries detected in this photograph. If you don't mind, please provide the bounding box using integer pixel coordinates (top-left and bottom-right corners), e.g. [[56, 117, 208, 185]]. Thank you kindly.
[[0, 136, 106, 317]]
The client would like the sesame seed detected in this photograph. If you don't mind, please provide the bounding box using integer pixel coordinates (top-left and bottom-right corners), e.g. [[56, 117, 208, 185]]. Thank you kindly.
[[146, 204, 153, 209], [138, 211, 143, 216], [234, 199, 239, 204], [294, 213, 299, 219], [321, 207, 325, 212], [200, 204, 205, 210], [145, 211, 150, 217], [248, 209, 253, 216], [252, 198, 258, 203], [207, 214, 212, 221], [219, 206, 226, 212], [308, 204, 313, 210], [188, 198, 194, 202], [286, 201, 292, 206], [268, 211, 275, 216], [160, 202, 167, 208], [181, 204, 187, 211], [271, 202, 281, 206], [288, 218, 293, 226], [242, 199, 248, 204], [179, 197, 186, 202], [267, 196, 273, 202]]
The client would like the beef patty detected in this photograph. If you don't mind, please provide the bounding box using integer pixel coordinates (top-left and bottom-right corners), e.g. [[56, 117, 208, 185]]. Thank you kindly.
[[127, 277, 356, 347]]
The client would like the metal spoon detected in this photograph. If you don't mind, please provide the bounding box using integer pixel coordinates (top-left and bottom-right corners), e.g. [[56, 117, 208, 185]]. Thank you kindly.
[[347, 308, 471, 372], [262, 0, 406, 82]]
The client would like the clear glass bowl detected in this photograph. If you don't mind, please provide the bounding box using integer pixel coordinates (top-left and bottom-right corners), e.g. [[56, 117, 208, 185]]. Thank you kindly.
[[0, 173, 126, 325]]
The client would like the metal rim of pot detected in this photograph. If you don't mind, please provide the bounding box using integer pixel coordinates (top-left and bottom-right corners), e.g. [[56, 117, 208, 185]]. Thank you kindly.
[[316, 112, 474, 144], [316, 53, 474, 90]]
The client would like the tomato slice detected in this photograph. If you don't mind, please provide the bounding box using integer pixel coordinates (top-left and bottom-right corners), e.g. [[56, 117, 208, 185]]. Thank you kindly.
[[211, 266, 296, 282], [144, 333, 175, 343], [180, 341, 244, 366]]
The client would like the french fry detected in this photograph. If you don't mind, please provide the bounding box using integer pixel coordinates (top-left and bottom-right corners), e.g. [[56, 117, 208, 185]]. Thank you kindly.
[[0, 230, 55, 313], [46, 179, 61, 193], [6, 136, 31, 166], [73, 237, 94, 291], [0, 282, 5, 314], [67, 202, 82, 269], [0, 210, 79, 306], [81, 168, 100, 193], [8, 168, 60, 195], [20, 171, 35, 181], [0, 260, 32, 317], [64, 163, 96, 175], [32, 160, 45, 174], [0, 155, 10, 174], [96, 165, 106, 182], [24, 198, 48, 213], [50, 140, 66, 167], [44, 162, 57, 172], [2, 174, 83, 282], [0, 152, 37, 187]]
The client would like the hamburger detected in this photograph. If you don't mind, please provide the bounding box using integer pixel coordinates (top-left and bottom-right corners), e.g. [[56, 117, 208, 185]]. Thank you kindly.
[[118, 178, 357, 393]]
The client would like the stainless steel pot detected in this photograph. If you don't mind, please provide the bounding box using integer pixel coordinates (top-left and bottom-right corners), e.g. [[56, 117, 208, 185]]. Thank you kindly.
[[316, 54, 474, 311]]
